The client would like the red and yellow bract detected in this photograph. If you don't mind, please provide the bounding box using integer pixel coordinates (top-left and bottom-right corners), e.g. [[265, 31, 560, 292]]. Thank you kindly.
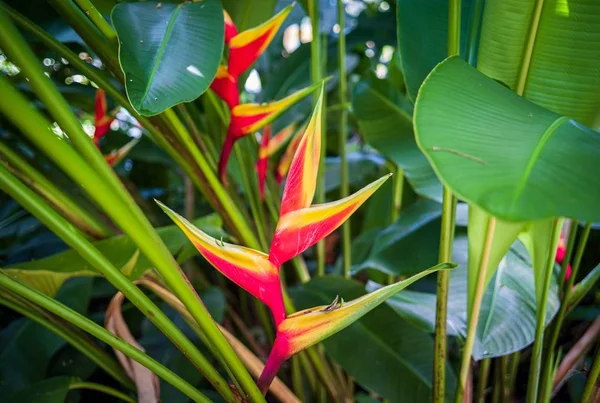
[[256, 126, 271, 200], [94, 89, 115, 147]]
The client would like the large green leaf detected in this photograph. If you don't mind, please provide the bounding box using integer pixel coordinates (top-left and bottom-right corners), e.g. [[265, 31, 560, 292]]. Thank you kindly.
[[291, 276, 457, 402], [477, 0, 600, 127], [349, 199, 442, 276], [4, 215, 224, 295], [3, 377, 72, 403], [369, 234, 561, 360], [415, 57, 600, 222], [352, 78, 442, 202], [396, 0, 476, 100], [112, 0, 224, 115], [0, 279, 92, 395], [221, 0, 278, 31]]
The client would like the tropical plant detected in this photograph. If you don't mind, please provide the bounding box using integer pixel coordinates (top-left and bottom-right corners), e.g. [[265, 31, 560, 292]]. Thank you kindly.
[[0, 0, 599, 402]]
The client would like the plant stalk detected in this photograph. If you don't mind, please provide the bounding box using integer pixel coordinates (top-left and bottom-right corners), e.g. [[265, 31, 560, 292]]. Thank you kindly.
[[435, 0, 460, 399], [337, 0, 351, 278], [526, 218, 563, 403], [69, 382, 136, 403], [578, 343, 600, 403], [0, 272, 211, 403], [456, 216, 496, 403], [540, 222, 592, 401], [476, 359, 491, 403], [309, 0, 326, 276], [71, 0, 117, 43]]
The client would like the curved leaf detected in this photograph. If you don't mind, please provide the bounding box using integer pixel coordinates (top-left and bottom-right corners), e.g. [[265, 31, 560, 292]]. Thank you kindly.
[[415, 57, 600, 222], [112, 1, 224, 115], [352, 79, 442, 202], [477, 0, 600, 126]]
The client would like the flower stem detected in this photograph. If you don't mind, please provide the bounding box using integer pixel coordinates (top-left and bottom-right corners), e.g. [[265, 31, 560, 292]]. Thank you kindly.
[[579, 339, 600, 402], [539, 222, 591, 401], [526, 218, 563, 403], [434, 0, 460, 399], [456, 216, 495, 403], [69, 382, 136, 403], [337, 0, 351, 278], [309, 0, 326, 277], [0, 272, 211, 403], [71, 0, 117, 43], [475, 359, 490, 403]]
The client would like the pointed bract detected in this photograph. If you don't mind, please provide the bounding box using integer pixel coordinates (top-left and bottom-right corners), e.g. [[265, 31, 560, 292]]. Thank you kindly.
[[223, 10, 238, 45], [94, 89, 114, 145], [256, 126, 271, 200], [265, 123, 297, 157], [210, 66, 240, 109], [228, 4, 293, 76], [218, 83, 319, 180], [276, 128, 304, 183], [256, 262, 456, 393], [157, 201, 287, 325], [270, 174, 391, 267], [105, 138, 139, 167], [279, 92, 323, 216]]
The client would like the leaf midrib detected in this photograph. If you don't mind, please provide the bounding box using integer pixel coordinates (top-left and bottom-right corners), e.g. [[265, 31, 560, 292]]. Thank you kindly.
[[140, 5, 183, 105], [510, 116, 568, 210]]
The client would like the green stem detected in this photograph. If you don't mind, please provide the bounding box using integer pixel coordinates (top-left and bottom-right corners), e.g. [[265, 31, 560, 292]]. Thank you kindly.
[[0, 294, 134, 391], [71, 0, 117, 43], [0, 141, 112, 238], [507, 351, 520, 396], [386, 164, 404, 284], [581, 344, 600, 403], [0, 272, 210, 403], [475, 359, 491, 403], [526, 218, 563, 403], [0, 17, 262, 398], [540, 222, 592, 401], [435, 0, 460, 399], [309, 0, 325, 277], [48, 0, 121, 78], [456, 216, 495, 403], [338, 0, 350, 278], [69, 381, 136, 403], [291, 356, 305, 401], [0, 163, 235, 400]]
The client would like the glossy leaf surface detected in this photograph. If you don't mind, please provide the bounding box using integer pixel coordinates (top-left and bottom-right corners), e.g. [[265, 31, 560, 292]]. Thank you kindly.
[[112, 0, 224, 115], [415, 57, 600, 222]]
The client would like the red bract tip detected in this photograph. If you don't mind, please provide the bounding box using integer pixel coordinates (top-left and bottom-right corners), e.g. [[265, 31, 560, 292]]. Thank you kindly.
[[223, 10, 238, 46], [94, 89, 115, 146], [157, 201, 287, 325], [104, 138, 139, 167], [210, 66, 240, 109], [227, 5, 293, 76]]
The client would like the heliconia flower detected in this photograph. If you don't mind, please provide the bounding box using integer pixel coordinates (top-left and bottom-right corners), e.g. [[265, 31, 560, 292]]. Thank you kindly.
[[256, 262, 456, 393], [256, 126, 271, 200], [223, 10, 238, 45], [556, 233, 573, 282], [218, 83, 320, 180], [264, 122, 298, 157], [210, 66, 240, 109], [227, 4, 293, 77], [104, 138, 139, 167], [276, 128, 304, 184], [94, 89, 115, 146], [155, 200, 287, 326]]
